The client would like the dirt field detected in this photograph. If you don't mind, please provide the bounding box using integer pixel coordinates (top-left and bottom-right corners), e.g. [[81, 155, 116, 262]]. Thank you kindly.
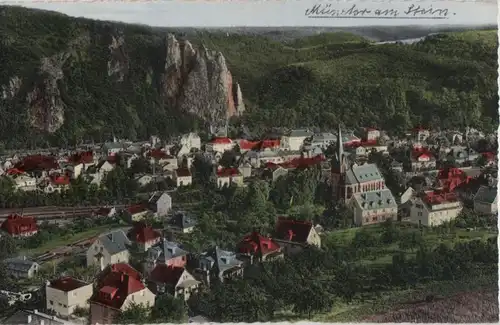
[[364, 290, 499, 323]]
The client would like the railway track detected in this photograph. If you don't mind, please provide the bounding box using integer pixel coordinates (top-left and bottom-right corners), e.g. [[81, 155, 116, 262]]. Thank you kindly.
[[0, 205, 128, 221], [0, 203, 197, 222]]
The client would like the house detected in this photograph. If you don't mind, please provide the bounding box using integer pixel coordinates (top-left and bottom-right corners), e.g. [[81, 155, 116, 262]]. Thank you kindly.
[[409, 191, 463, 227], [216, 167, 244, 188], [206, 137, 234, 153], [364, 127, 381, 141], [173, 168, 193, 187], [267, 165, 288, 182], [90, 263, 155, 325], [237, 232, 283, 264], [473, 186, 498, 215], [93, 207, 117, 218], [125, 204, 150, 222], [135, 174, 153, 187], [148, 191, 172, 217], [96, 161, 115, 176], [448, 146, 480, 165], [1, 214, 38, 238], [410, 147, 436, 171], [350, 190, 398, 226], [12, 174, 37, 191], [192, 247, 244, 285], [101, 142, 125, 157], [45, 175, 71, 193], [86, 230, 131, 270], [127, 222, 162, 252], [3, 256, 40, 279], [145, 240, 188, 275], [412, 127, 430, 142], [238, 163, 252, 178], [180, 133, 201, 151], [3, 309, 72, 325], [273, 217, 321, 255], [280, 129, 313, 151], [304, 132, 336, 150], [148, 265, 200, 300], [46, 277, 93, 317], [167, 211, 197, 234]]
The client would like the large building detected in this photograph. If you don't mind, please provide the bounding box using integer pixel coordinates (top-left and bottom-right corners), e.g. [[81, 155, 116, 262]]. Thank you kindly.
[[331, 125, 397, 225], [409, 191, 463, 227]]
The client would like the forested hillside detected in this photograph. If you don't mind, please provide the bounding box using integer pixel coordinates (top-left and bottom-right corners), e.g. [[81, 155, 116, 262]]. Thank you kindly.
[[0, 6, 497, 149]]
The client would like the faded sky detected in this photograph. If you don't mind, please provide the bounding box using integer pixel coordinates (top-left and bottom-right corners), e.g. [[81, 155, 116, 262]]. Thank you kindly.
[[2, 0, 498, 27]]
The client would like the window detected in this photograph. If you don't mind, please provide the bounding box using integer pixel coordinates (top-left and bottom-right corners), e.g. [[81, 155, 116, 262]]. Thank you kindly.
[[372, 216, 378, 222], [50, 300, 54, 305], [417, 212, 422, 217]]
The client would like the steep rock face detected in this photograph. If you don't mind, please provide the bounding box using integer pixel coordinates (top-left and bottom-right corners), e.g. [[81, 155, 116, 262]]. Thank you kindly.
[[235, 82, 245, 115], [107, 34, 129, 82], [162, 33, 244, 128], [26, 53, 70, 133], [1, 76, 21, 100]]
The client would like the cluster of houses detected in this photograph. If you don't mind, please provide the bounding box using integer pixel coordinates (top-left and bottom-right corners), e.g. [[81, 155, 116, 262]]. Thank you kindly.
[[0, 125, 497, 324], [3, 215, 322, 324]]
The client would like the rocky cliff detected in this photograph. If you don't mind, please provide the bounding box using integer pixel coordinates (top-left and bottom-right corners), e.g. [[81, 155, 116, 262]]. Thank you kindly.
[[161, 34, 245, 128], [0, 8, 246, 143]]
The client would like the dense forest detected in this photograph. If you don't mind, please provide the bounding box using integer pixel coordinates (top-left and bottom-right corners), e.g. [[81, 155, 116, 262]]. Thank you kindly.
[[0, 6, 498, 148]]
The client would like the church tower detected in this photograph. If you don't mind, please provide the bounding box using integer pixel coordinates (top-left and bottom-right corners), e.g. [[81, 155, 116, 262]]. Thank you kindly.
[[331, 124, 347, 201]]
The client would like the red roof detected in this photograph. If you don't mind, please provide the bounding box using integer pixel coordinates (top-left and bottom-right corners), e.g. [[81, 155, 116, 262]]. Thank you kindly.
[[239, 139, 260, 151], [437, 167, 471, 192], [239, 139, 281, 151], [51, 175, 70, 186], [265, 154, 325, 170], [423, 191, 459, 206], [238, 232, 281, 256], [275, 217, 313, 243], [92, 263, 145, 309], [149, 149, 172, 160], [175, 168, 192, 177], [68, 151, 93, 165], [95, 207, 113, 217], [217, 167, 241, 177], [128, 222, 161, 244], [49, 276, 89, 292], [149, 265, 185, 285], [482, 152, 496, 161], [15, 155, 58, 172], [127, 204, 148, 215], [210, 137, 232, 145], [1, 214, 38, 236], [6, 168, 24, 175], [412, 147, 434, 160], [412, 126, 428, 132]]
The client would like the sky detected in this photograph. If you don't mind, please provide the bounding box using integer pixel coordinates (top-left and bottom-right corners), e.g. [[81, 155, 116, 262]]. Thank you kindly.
[[2, 0, 498, 27]]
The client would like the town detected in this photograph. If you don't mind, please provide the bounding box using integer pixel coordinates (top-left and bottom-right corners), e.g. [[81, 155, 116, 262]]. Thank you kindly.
[[0, 124, 497, 324]]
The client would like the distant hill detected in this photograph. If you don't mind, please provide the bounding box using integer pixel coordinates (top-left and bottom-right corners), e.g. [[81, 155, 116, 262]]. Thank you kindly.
[[0, 6, 497, 148]]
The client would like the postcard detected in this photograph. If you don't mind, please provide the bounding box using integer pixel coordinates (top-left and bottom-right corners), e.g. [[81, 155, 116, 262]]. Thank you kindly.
[[0, 0, 497, 324]]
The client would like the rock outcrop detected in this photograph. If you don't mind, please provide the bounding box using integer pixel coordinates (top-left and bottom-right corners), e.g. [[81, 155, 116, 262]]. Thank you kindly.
[[26, 53, 70, 133], [1, 76, 21, 100], [2, 30, 245, 136], [107, 34, 129, 82], [161, 33, 245, 129]]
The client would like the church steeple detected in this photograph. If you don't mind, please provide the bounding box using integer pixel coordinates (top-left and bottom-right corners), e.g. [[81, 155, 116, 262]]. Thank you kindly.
[[332, 124, 346, 174]]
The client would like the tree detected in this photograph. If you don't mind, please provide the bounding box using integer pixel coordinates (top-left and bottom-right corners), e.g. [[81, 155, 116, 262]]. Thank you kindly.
[[115, 303, 151, 324], [0, 235, 17, 259], [151, 294, 187, 323], [380, 219, 401, 244], [129, 157, 151, 175], [292, 281, 333, 318]]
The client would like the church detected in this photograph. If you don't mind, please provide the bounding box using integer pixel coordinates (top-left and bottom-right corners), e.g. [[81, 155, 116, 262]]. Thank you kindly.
[[331, 125, 398, 226]]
